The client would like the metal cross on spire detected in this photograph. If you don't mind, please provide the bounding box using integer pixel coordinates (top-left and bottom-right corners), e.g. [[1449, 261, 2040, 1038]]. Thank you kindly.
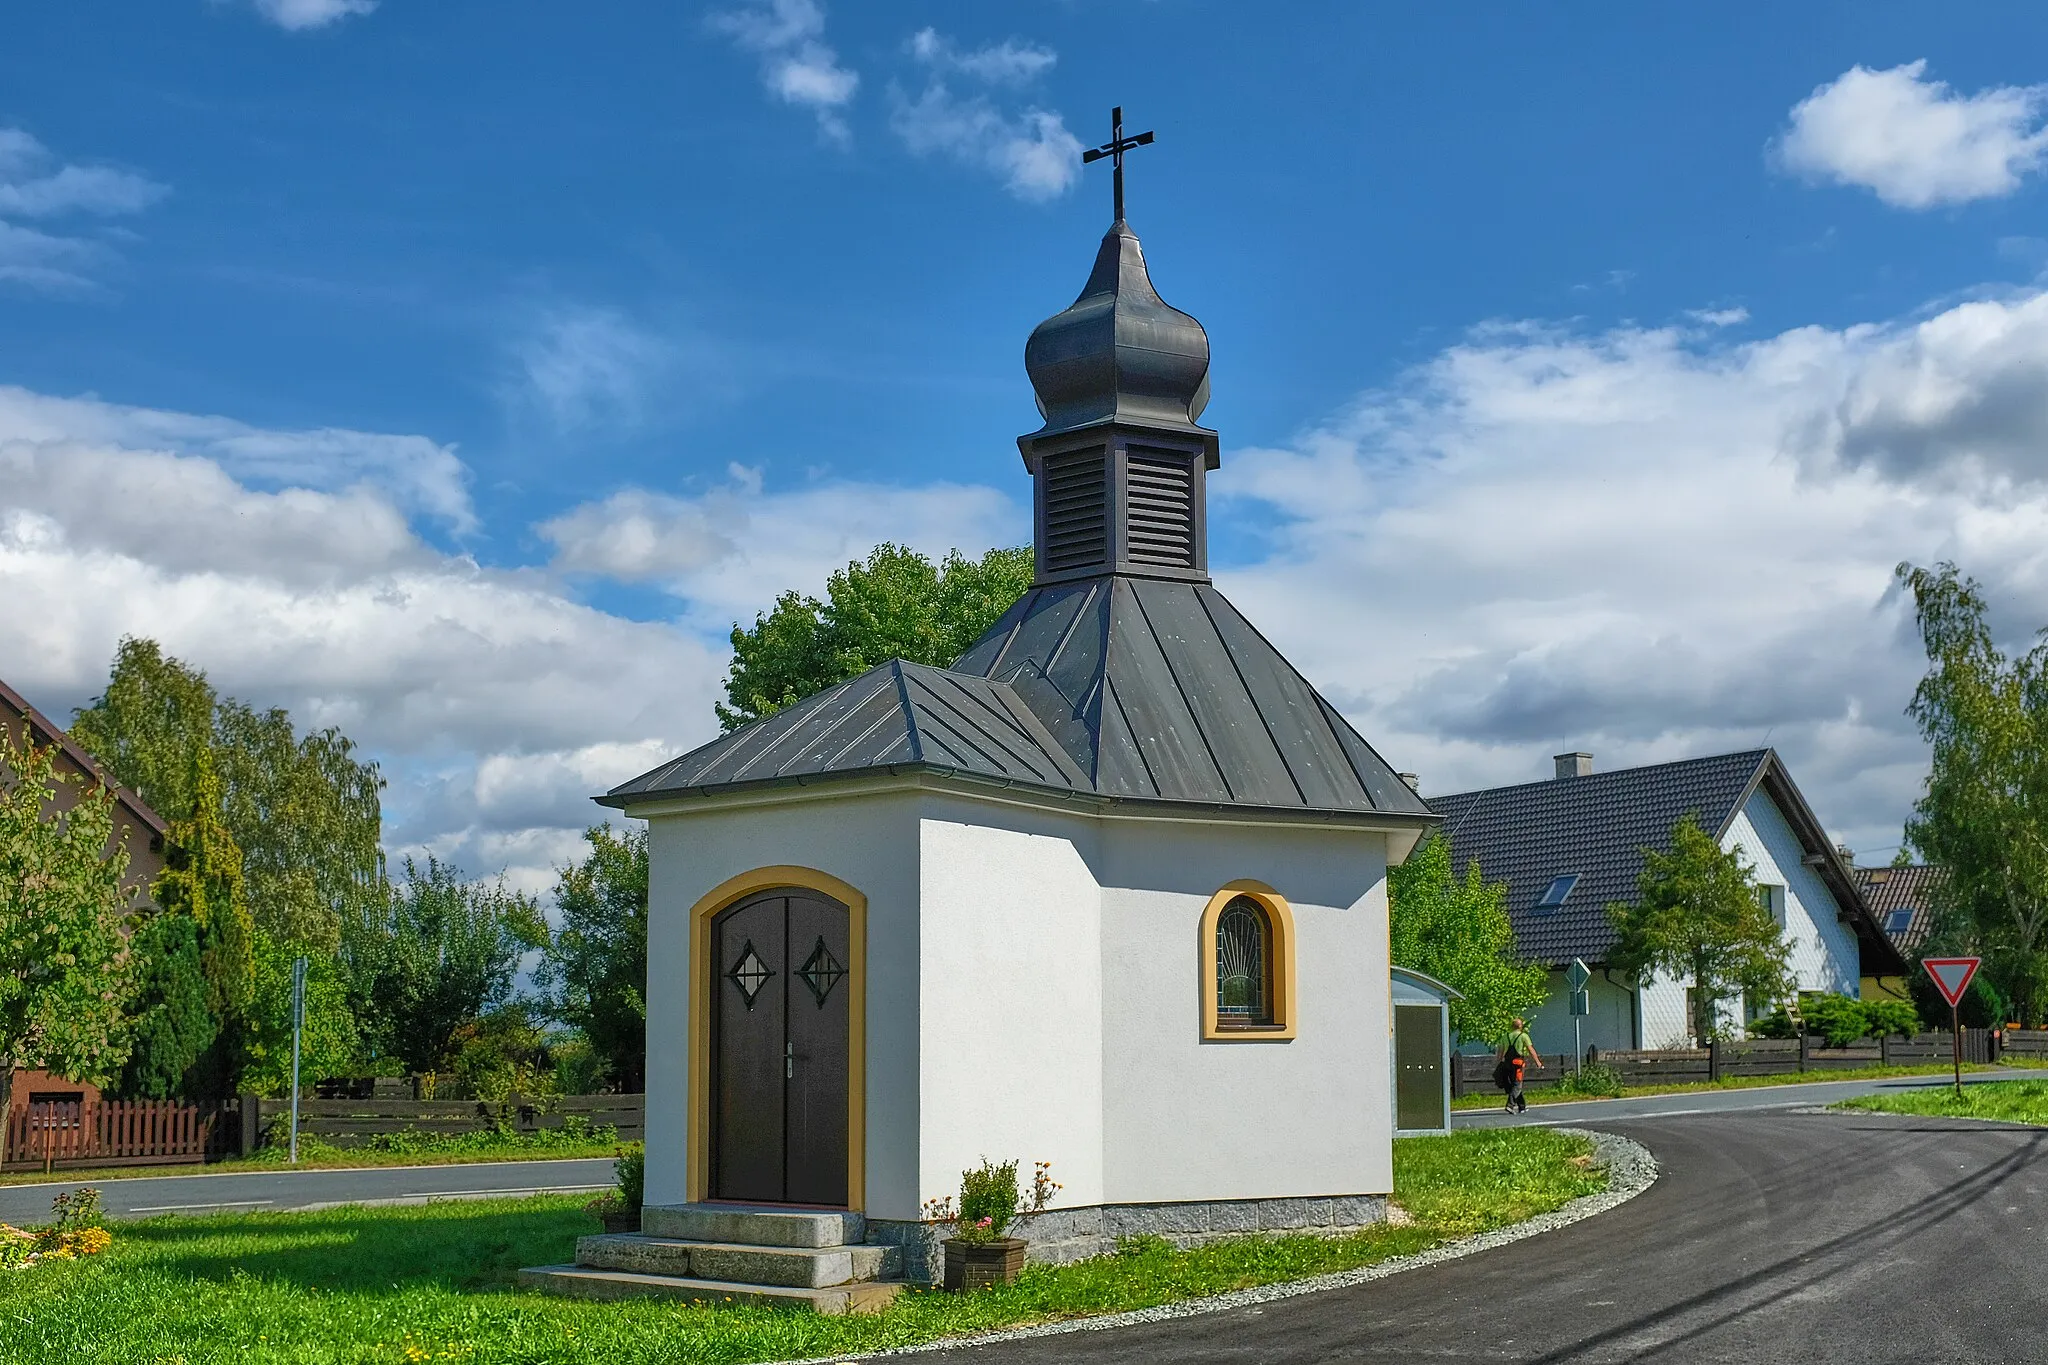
[[1081, 106, 1154, 224]]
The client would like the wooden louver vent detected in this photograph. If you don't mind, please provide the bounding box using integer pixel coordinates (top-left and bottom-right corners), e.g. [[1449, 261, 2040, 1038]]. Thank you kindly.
[[1043, 448, 1108, 571], [1124, 448, 1196, 568]]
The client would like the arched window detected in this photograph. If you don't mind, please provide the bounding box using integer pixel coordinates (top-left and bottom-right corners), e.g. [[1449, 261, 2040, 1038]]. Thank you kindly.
[[1200, 882, 1297, 1040], [1215, 897, 1271, 1025]]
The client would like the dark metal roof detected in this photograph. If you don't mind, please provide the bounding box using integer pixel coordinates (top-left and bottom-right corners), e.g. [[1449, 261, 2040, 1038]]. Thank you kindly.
[[1426, 750, 1903, 973], [605, 578, 1434, 826], [1855, 864, 1945, 958], [1023, 220, 1213, 447], [604, 659, 1088, 804]]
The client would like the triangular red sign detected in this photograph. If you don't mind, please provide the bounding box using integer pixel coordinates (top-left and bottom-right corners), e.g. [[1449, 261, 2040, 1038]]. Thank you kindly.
[[1923, 957, 1981, 1008]]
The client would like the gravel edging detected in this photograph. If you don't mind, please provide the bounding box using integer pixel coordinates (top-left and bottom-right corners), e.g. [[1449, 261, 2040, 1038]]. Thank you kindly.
[[796, 1128, 1657, 1362]]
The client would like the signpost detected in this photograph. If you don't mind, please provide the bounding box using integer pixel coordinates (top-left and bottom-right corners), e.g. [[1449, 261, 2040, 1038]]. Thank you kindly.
[[289, 955, 308, 1164], [1923, 956, 1981, 1098], [1567, 959, 1592, 1072]]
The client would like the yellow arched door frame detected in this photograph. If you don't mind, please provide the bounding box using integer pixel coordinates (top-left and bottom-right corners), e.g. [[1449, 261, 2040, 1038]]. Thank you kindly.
[[689, 865, 868, 1209]]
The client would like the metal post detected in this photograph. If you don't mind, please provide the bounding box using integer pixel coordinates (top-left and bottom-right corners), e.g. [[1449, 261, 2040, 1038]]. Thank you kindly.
[[1952, 1001, 1963, 1099], [1574, 1016, 1582, 1074], [289, 955, 308, 1164]]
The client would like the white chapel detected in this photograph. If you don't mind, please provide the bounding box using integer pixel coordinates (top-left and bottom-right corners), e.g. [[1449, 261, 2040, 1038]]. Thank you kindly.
[[540, 187, 1438, 1298]]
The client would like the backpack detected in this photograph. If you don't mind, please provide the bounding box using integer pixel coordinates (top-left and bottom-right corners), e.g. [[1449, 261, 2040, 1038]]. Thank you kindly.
[[1492, 1052, 1515, 1091]]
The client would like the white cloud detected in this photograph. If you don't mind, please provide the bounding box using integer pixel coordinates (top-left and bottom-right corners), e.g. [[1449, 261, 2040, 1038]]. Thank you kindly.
[[709, 0, 860, 143], [908, 28, 1056, 86], [0, 392, 718, 893], [541, 467, 1024, 633], [0, 128, 166, 295], [890, 83, 1082, 202], [1776, 60, 2048, 208], [507, 305, 709, 434], [249, 0, 378, 31], [1213, 295, 2048, 856], [0, 386, 474, 532]]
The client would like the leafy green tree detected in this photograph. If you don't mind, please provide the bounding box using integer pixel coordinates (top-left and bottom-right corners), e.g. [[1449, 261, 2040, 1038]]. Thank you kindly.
[[1607, 814, 1795, 1044], [718, 544, 1034, 729], [0, 723, 136, 1110], [237, 932, 360, 1095], [71, 637, 386, 953], [341, 857, 548, 1075], [536, 824, 649, 1091], [151, 747, 254, 1018], [1388, 835, 1548, 1046], [116, 915, 216, 1099], [1897, 561, 2048, 1025]]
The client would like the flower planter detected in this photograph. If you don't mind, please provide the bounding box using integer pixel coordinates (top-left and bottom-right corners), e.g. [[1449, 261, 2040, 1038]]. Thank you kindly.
[[943, 1236, 1026, 1291]]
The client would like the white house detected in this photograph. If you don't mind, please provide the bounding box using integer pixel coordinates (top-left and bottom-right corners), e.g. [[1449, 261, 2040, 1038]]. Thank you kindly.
[[1428, 750, 1903, 1055], [525, 211, 1436, 1304]]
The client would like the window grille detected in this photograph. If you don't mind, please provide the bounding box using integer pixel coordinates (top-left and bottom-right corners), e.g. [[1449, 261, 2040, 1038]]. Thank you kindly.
[[1215, 895, 1271, 1025]]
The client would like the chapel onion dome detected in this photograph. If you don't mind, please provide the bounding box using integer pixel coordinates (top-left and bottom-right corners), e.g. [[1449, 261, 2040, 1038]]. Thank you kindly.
[[1023, 219, 1214, 445]]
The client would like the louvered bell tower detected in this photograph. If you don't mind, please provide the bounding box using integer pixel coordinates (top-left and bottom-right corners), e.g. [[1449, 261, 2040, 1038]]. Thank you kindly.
[[1019, 220, 1218, 584]]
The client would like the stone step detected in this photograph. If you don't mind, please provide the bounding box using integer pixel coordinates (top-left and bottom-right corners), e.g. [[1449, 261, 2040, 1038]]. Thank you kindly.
[[516, 1264, 907, 1315], [574, 1233, 899, 1288], [639, 1202, 865, 1248]]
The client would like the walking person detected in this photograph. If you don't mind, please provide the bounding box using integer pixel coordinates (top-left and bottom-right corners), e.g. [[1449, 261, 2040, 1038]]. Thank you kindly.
[[1501, 1016, 1543, 1115]]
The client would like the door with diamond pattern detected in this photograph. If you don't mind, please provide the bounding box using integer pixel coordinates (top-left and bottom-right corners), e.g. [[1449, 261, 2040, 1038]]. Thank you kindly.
[[710, 889, 851, 1206]]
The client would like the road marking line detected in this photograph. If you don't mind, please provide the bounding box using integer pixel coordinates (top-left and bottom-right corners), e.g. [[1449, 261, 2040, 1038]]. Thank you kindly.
[[128, 1200, 275, 1212]]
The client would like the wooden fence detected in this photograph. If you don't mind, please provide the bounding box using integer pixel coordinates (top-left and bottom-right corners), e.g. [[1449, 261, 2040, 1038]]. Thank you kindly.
[[2004, 1029, 2048, 1059], [1451, 1030, 2001, 1096], [2, 1099, 216, 1172], [249, 1092, 644, 1149]]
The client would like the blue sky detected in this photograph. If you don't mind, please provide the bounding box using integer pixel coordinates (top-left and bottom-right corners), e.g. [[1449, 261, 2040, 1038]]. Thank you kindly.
[[8, 1, 2048, 888]]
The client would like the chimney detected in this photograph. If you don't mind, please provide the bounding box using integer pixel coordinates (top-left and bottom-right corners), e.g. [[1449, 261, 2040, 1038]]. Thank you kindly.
[[1397, 772, 1421, 793], [1554, 752, 1593, 780]]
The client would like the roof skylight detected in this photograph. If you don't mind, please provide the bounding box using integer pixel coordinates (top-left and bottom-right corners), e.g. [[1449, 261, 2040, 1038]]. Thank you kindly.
[[1535, 874, 1579, 910], [1885, 908, 1915, 935]]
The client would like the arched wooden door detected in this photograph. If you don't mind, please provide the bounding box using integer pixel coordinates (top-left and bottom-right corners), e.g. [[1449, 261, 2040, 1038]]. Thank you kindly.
[[709, 888, 851, 1206]]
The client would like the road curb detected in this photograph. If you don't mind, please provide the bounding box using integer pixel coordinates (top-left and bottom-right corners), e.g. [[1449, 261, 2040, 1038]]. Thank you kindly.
[[802, 1128, 1658, 1362]]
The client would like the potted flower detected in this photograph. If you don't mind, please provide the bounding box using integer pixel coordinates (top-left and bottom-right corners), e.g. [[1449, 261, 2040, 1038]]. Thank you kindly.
[[585, 1144, 643, 1235], [935, 1158, 1059, 1291]]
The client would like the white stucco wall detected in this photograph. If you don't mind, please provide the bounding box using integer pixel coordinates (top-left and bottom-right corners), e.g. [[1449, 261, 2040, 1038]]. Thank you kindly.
[[917, 801, 1107, 1214], [639, 779, 1398, 1221], [1723, 791, 1861, 998], [640, 790, 923, 1215], [1096, 821, 1393, 1205]]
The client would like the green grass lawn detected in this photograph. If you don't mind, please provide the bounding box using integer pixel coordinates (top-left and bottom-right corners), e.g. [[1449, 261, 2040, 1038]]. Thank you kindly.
[[1834, 1078, 2048, 1124], [0, 1128, 1605, 1364], [1448, 1060, 2001, 1110]]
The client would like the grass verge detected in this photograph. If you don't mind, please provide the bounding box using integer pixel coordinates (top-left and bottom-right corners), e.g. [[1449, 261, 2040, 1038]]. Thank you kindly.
[[1449, 1061, 2001, 1110], [1833, 1078, 2048, 1124], [0, 1128, 1604, 1364]]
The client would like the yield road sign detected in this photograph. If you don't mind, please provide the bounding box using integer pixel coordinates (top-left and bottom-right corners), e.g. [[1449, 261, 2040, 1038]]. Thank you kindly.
[[1566, 958, 1591, 992], [1924, 957, 1981, 1007]]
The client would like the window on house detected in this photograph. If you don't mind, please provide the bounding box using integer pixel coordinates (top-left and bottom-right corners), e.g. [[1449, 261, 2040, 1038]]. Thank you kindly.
[[1886, 908, 1915, 936], [1215, 897, 1272, 1026], [1202, 886, 1297, 1040], [1534, 874, 1579, 911], [1756, 884, 1786, 924]]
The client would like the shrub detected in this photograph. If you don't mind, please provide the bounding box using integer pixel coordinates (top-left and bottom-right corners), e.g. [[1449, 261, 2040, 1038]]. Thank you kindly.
[[956, 1158, 1020, 1243], [1799, 992, 1869, 1047], [1862, 998, 1922, 1038], [614, 1143, 644, 1210], [1550, 1062, 1626, 1098]]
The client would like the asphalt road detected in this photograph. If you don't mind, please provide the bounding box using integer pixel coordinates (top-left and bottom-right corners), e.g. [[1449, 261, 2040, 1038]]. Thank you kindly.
[[925, 1109, 2048, 1363], [0, 1156, 614, 1225], [1452, 1066, 2032, 1128]]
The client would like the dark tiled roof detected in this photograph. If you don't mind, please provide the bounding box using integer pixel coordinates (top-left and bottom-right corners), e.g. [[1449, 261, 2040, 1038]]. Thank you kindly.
[[606, 577, 1434, 825], [1855, 864, 1945, 958], [1427, 751, 1769, 967], [0, 674, 168, 842]]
